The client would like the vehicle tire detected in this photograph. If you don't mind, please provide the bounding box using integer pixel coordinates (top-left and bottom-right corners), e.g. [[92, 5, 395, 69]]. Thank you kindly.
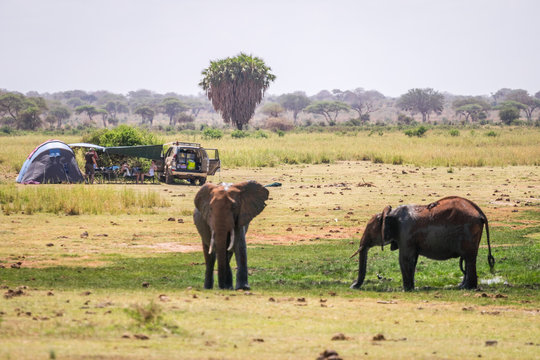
[[165, 169, 173, 184], [198, 177, 206, 185]]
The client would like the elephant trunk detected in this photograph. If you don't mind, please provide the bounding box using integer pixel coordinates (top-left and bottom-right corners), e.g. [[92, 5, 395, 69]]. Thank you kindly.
[[350, 246, 369, 289]]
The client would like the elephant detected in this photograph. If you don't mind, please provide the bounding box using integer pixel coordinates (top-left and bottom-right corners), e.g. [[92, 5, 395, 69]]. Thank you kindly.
[[350, 196, 495, 291], [193, 181, 269, 290]]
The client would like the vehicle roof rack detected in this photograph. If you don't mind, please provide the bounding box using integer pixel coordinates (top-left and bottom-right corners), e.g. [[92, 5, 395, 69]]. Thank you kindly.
[[164, 141, 201, 147]]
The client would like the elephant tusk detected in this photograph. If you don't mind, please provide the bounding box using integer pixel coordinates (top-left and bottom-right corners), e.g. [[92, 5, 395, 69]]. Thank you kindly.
[[349, 246, 363, 259], [209, 230, 215, 254], [227, 228, 235, 252]]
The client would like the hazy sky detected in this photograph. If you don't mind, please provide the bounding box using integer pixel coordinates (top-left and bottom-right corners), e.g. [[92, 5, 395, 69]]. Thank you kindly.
[[1, 0, 538, 97]]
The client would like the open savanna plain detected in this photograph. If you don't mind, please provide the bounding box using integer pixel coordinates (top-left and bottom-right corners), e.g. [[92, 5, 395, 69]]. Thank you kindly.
[[0, 127, 539, 359]]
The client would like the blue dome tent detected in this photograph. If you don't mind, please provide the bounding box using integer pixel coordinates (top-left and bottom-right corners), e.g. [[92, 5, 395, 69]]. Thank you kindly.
[[16, 140, 84, 184]]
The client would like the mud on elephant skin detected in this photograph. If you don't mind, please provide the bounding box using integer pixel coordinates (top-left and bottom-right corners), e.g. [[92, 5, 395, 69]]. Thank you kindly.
[[350, 196, 495, 291], [193, 181, 269, 290]]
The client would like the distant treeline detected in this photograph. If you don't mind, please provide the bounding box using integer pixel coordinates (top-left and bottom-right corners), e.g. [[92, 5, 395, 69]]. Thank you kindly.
[[1, 87, 539, 132]]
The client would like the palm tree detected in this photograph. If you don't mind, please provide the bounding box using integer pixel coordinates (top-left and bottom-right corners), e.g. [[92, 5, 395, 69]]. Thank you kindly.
[[199, 53, 276, 130]]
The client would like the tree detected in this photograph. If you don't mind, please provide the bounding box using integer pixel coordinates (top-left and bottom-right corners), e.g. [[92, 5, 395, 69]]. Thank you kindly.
[[452, 97, 491, 123], [0, 92, 25, 124], [104, 100, 129, 122], [397, 88, 444, 122], [504, 89, 540, 123], [186, 99, 210, 118], [491, 88, 512, 105], [260, 102, 284, 118], [160, 97, 188, 125], [134, 105, 155, 125], [75, 105, 100, 123], [97, 108, 109, 128], [176, 113, 195, 124], [342, 88, 385, 123], [47, 105, 71, 128], [277, 92, 311, 123], [0, 93, 47, 130], [304, 100, 350, 125], [497, 101, 525, 125], [200, 53, 276, 130]]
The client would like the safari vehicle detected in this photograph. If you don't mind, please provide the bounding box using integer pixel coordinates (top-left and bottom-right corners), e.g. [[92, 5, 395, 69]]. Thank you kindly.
[[159, 142, 220, 185]]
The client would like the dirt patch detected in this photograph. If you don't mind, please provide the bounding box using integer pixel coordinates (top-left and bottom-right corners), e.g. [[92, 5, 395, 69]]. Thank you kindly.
[[17, 257, 108, 268], [126, 242, 201, 253], [248, 227, 359, 245]]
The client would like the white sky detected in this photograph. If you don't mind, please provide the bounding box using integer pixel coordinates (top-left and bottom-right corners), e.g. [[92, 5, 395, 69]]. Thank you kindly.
[[1, 0, 538, 97]]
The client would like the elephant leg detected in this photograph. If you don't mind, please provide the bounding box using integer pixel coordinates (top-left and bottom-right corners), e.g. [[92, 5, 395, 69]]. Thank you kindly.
[[216, 242, 233, 290], [462, 256, 478, 289], [399, 251, 418, 291], [202, 243, 216, 289], [234, 226, 250, 290], [194, 209, 215, 289]]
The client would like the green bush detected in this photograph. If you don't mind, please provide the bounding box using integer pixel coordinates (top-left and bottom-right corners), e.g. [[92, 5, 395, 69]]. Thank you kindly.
[[486, 130, 498, 137], [254, 130, 269, 138], [276, 130, 285, 137], [83, 125, 160, 147], [202, 127, 223, 139], [231, 130, 249, 138], [499, 106, 521, 125], [449, 129, 460, 137], [404, 125, 428, 137]]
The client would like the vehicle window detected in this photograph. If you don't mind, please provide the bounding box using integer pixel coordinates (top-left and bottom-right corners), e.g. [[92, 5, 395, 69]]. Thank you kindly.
[[206, 149, 218, 160]]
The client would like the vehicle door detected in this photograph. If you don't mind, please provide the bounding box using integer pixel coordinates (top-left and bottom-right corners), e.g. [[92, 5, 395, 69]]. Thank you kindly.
[[205, 148, 220, 175], [163, 147, 174, 169]]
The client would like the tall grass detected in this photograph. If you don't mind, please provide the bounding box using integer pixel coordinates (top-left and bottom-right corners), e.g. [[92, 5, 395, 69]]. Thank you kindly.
[[0, 184, 170, 215], [1, 128, 539, 178], [169, 127, 540, 168]]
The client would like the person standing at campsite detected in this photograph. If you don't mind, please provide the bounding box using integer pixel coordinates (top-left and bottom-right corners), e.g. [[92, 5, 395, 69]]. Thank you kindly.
[[84, 148, 98, 184]]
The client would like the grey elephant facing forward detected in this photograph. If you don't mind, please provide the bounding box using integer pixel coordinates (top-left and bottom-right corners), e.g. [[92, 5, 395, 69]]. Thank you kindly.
[[193, 181, 269, 290], [350, 196, 495, 291]]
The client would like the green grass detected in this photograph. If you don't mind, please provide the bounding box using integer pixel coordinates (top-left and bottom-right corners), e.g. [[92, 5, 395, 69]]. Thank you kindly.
[[2, 224, 538, 303]]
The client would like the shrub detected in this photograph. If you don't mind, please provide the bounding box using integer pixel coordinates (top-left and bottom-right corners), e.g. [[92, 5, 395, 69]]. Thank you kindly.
[[499, 106, 521, 125], [254, 130, 269, 138], [404, 125, 427, 137], [276, 130, 285, 137], [202, 127, 223, 139], [231, 130, 249, 138], [397, 113, 414, 125], [125, 301, 163, 330], [83, 125, 160, 147], [449, 129, 460, 137], [265, 117, 294, 131], [391, 155, 403, 165], [486, 130, 498, 137]]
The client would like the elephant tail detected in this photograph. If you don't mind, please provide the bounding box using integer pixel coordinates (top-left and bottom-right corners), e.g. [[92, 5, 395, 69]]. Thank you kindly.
[[483, 217, 495, 273]]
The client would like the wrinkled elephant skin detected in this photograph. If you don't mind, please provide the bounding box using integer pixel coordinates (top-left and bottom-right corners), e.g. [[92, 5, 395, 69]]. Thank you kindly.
[[193, 181, 269, 290]]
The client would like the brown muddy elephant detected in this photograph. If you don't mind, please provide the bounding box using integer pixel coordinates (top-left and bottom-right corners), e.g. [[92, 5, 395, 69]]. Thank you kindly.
[[193, 181, 269, 290], [350, 196, 495, 291]]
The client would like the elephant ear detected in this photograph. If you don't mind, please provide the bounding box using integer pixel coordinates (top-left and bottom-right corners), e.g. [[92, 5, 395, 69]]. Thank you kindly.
[[194, 183, 218, 222], [229, 181, 269, 226], [381, 205, 399, 248]]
